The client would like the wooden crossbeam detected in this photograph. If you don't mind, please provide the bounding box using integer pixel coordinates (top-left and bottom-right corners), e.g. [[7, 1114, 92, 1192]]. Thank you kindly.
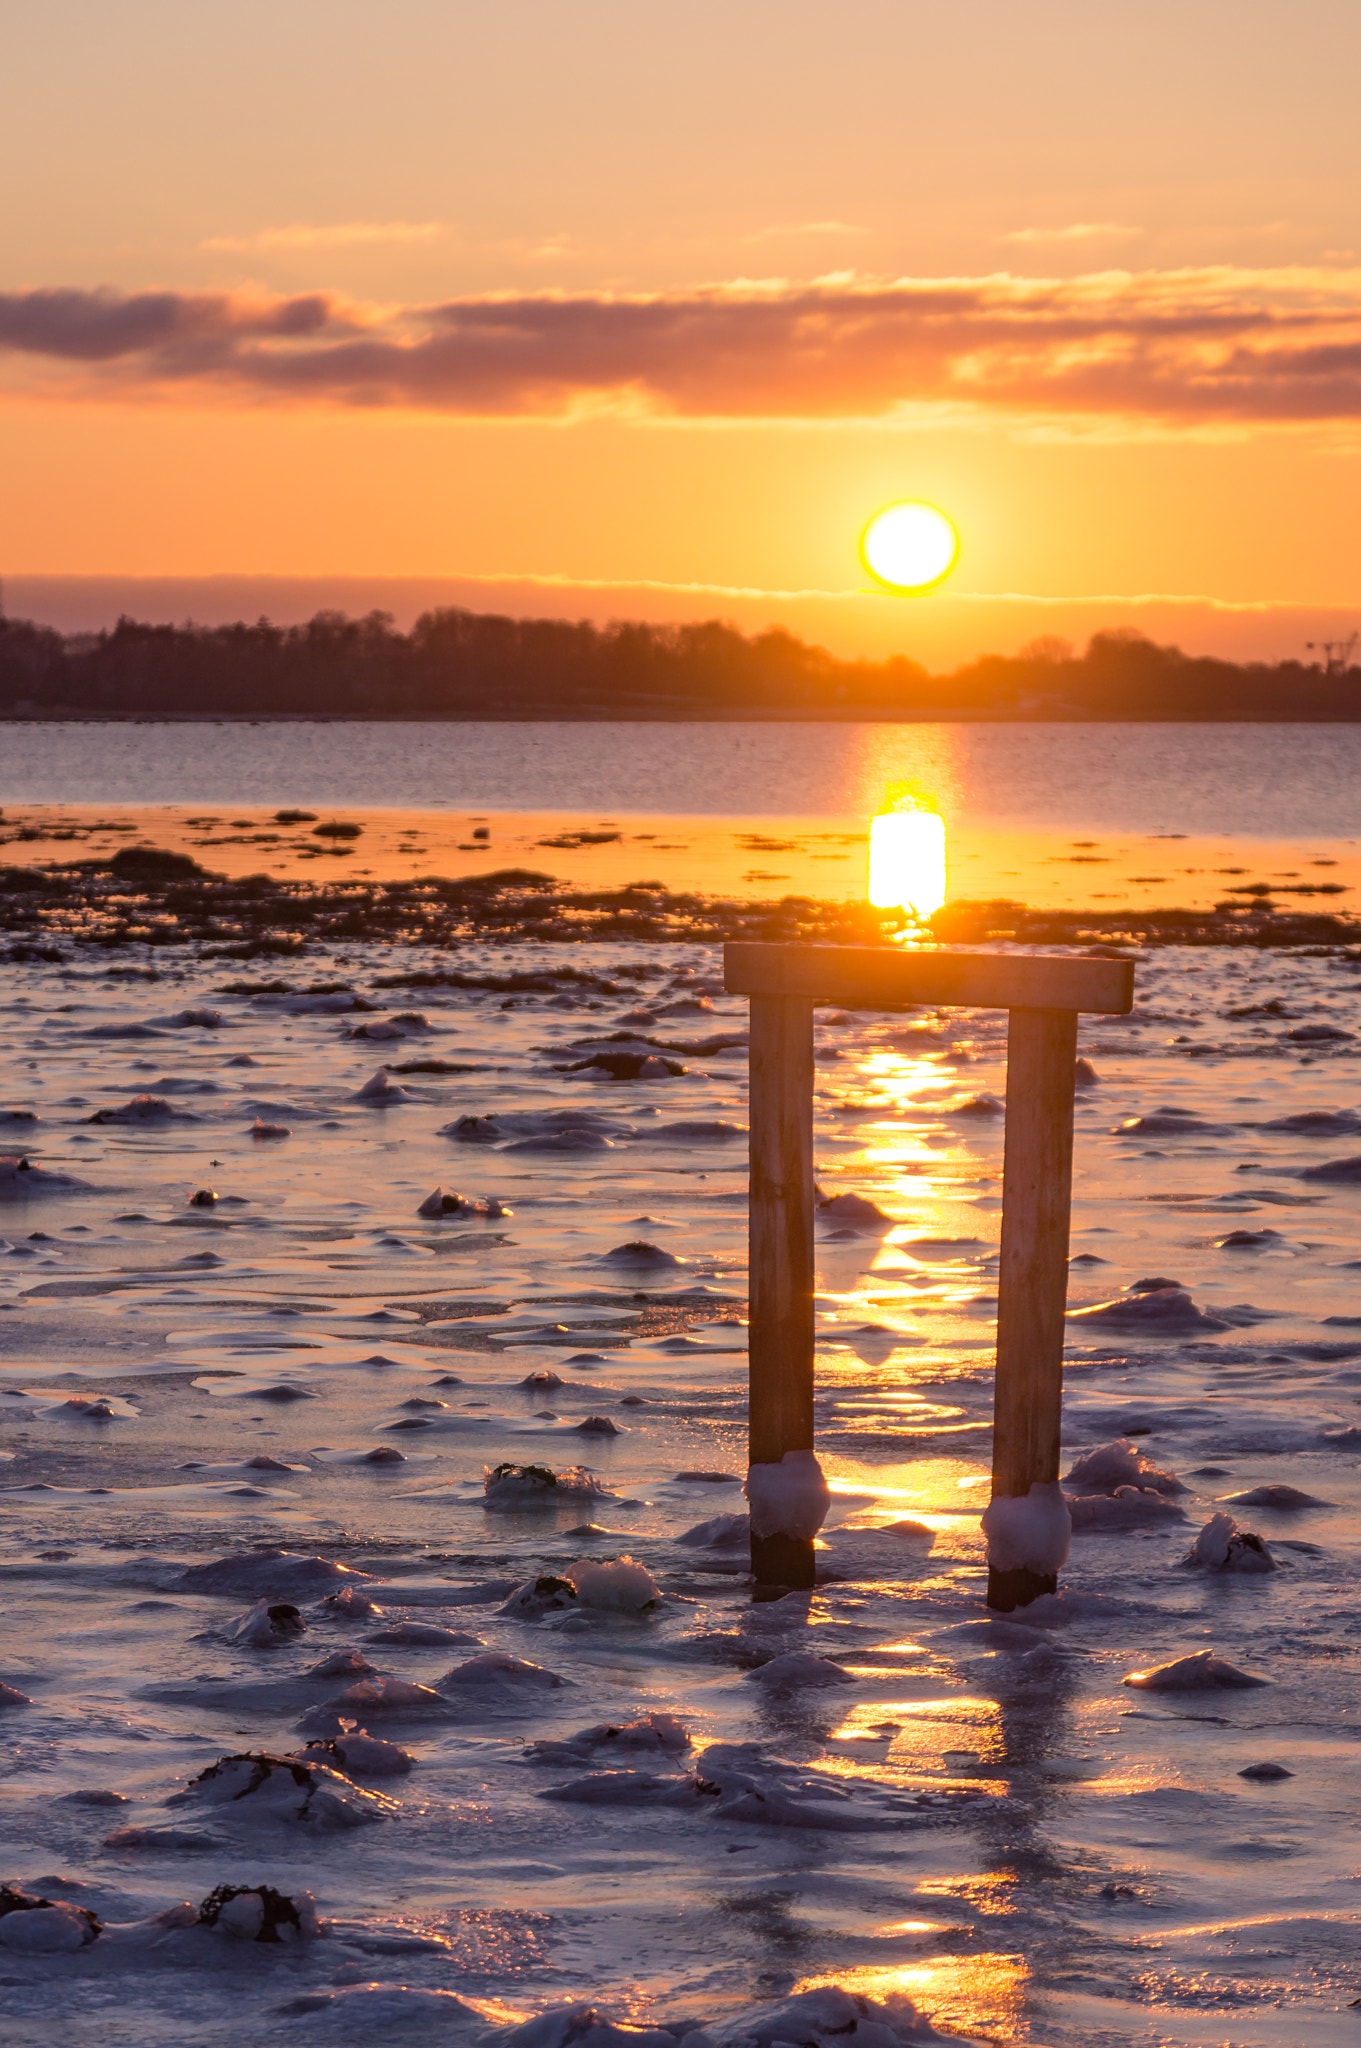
[[725, 940, 1133, 1015], [724, 939, 1135, 1609]]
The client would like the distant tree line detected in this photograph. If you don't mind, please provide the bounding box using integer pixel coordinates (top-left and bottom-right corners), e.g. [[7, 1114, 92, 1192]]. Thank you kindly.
[[0, 607, 1356, 719]]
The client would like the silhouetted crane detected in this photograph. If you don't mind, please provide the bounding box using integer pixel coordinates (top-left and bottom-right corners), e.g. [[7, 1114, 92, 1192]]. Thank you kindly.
[[1306, 632, 1359, 675]]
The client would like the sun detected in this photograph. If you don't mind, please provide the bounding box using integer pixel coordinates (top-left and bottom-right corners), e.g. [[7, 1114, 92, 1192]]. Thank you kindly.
[[860, 501, 959, 594]]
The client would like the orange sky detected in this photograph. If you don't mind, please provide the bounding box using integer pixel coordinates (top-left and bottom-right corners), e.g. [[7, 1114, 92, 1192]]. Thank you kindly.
[[3, 1, 1360, 663]]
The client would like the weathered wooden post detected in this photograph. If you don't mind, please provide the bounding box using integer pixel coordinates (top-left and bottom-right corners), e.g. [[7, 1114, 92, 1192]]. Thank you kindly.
[[987, 1006, 1078, 1612], [746, 991, 817, 1588], [723, 942, 1134, 1607]]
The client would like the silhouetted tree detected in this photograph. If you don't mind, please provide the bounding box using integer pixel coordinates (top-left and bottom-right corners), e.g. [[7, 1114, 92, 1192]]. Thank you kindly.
[[0, 609, 1355, 719]]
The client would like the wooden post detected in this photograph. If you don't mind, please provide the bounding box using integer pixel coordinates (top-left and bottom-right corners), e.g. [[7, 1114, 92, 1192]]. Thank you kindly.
[[988, 1006, 1079, 1612], [747, 993, 816, 1589]]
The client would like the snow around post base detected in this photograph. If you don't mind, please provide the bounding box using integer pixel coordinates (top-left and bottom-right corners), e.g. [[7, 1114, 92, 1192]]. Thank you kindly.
[[981, 1480, 1072, 1576], [744, 1449, 830, 1540]]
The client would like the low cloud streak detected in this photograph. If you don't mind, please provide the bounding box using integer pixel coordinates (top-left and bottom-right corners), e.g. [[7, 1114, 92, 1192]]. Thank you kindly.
[[202, 221, 445, 253], [1004, 222, 1144, 244], [5, 268, 1361, 424]]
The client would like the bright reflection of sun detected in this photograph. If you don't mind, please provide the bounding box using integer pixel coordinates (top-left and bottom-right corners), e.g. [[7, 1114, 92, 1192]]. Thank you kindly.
[[868, 807, 947, 913], [796, 1952, 1027, 2039], [860, 501, 959, 593]]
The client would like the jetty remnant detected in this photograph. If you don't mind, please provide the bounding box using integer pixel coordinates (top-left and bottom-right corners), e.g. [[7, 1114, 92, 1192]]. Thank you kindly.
[[723, 941, 1135, 1609]]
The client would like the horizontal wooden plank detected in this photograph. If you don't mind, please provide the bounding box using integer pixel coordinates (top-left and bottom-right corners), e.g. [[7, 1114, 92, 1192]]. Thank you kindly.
[[723, 941, 1133, 1014]]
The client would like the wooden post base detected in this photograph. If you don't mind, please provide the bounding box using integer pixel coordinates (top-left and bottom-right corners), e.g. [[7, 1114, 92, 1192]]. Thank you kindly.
[[987, 1564, 1057, 1613], [751, 1532, 816, 1591]]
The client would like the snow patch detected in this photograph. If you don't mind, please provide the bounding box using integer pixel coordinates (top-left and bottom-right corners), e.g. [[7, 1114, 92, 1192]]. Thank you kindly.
[[981, 1481, 1071, 1575], [744, 1449, 830, 1540]]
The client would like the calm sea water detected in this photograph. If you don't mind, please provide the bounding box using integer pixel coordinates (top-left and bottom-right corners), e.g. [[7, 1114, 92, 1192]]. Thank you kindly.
[[3, 719, 1361, 837]]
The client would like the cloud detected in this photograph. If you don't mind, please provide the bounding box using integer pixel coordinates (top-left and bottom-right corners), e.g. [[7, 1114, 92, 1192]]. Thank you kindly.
[[1005, 223, 1144, 244], [5, 267, 1361, 425], [202, 221, 444, 252]]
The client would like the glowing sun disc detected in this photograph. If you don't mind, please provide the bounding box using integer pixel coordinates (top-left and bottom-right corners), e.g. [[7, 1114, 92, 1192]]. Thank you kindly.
[[861, 501, 959, 593]]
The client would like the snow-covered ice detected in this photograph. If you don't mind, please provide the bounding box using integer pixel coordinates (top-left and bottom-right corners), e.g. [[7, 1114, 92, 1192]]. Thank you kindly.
[[2, 925, 1361, 2046]]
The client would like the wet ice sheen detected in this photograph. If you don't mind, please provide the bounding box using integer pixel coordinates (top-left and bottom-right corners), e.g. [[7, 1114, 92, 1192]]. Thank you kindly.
[[1, 934, 1361, 2045]]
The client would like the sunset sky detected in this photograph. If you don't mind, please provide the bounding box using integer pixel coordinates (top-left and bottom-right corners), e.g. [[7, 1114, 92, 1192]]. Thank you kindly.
[[5, 0, 1360, 662]]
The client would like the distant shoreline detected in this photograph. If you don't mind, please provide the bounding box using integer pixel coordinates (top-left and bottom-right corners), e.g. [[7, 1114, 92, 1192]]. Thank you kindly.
[[3, 605, 1358, 720], [6, 710, 1361, 725]]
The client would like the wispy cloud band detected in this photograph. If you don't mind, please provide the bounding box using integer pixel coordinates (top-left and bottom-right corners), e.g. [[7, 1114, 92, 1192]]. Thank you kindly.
[[4, 268, 1361, 423], [202, 221, 445, 253]]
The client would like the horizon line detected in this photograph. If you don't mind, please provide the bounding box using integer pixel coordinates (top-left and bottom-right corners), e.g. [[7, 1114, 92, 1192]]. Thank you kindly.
[[4, 570, 1358, 617]]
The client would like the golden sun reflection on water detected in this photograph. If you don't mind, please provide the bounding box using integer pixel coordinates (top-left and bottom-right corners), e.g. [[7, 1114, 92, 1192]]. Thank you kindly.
[[867, 806, 948, 914], [796, 1951, 1028, 2041]]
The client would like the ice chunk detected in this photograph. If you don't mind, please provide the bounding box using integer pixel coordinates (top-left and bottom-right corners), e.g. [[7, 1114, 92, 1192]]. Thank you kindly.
[[1263, 1108, 1361, 1135], [706, 1984, 946, 2048], [417, 1186, 509, 1218], [1068, 1286, 1229, 1333], [526, 1713, 691, 1765], [366, 1621, 482, 1646], [981, 1481, 1071, 1575], [1068, 1487, 1186, 1530], [1064, 1437, 1184, 1495], [566, 1556, 660, 1611], [86, 1094, 185, 1124], [227, 1598, 306, 1647], [1223, 1483, 1329, 1509], [1123, 1649, 1268, 1690], [354, 1069, 413, 1103], [197, 1882, 322, 1942], [178, 1549, 372, 1600], [951, 1091, 1004, 1118], [745, 1448, 830, 1540], [304, 1648, 375, 1680], [600, 1239, 682, 1265], [676, 1511, 750, 1549], [499, 1574, 579, 1618], [437, 1652, 567, 1694], [498, 2004, 677, 2048], [443, 1114, 503, 1143], [168, 1750, 396, 1828], [508, 1129, 614, 1153], [300, 1728, 415, 1777], [0, 1888, 101, 1952], [1113, 1108, 1236, 1137], [745, 1651, 854, 1691], [690, 1744, 969, 1832], [0, 1155, 94, 1200], [318, 1583, 382, 1618], [351, 1012, 430, 1039], [1300, 1153, 1361, 1182], [815, 1190, 895, 1232], [483, 1461, 610, 1509], [296, 1675, 450, 1734], [1186, 1511, 1275, 1573]]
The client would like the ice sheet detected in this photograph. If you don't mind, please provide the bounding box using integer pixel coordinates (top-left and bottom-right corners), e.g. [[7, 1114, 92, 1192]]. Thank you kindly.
[[3, 933, 1361, 2045]]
